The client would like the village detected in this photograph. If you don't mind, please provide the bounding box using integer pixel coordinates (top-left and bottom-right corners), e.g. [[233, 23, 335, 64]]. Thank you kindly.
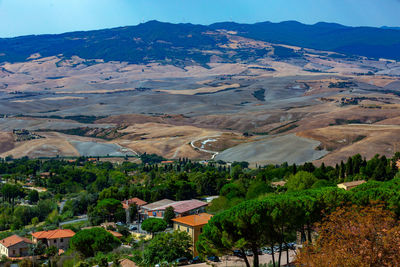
[[0, 163, 368, 267]]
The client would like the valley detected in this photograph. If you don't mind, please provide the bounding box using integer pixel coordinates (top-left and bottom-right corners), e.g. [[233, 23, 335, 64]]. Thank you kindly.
[[1, 21, 400, 166]]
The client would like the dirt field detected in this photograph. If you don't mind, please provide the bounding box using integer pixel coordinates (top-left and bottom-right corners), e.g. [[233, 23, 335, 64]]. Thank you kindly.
[[215, 134, 327, 166], [114, 123, 236, 159], [299, 124, 400, 165], [1, 40, 400, 165], [0, 132, 135, 158]]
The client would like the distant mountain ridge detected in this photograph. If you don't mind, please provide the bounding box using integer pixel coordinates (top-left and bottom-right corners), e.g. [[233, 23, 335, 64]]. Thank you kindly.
[[1, 20, 400, 64], [381, 26, 400, 30]]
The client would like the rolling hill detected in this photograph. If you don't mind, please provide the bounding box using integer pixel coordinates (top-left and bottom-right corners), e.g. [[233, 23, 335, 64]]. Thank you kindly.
[[1, 20, 400, 65]]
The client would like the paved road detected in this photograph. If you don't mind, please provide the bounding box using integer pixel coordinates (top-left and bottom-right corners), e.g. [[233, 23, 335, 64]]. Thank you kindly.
[[187, 250, 296, 267], [190, 135, 221, 159], [60, 215, 88, 226]]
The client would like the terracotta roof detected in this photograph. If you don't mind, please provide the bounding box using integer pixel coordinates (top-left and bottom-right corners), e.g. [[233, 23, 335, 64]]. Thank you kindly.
[[142, 199, 175, 210], [107, 230, 123, 238], [0, 235, 32, 248], [31, 229, 75, 239], [151, 199, 208, 214], [172, 213, 213, 227], [122, 197, 147, 209]]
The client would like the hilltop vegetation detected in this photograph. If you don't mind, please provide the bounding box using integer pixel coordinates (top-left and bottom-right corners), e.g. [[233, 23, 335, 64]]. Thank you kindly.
[[2, 20, 400, 65]]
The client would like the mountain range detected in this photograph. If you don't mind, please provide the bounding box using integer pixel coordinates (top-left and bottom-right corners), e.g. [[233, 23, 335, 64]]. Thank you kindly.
[[1, 20, 400, 64]]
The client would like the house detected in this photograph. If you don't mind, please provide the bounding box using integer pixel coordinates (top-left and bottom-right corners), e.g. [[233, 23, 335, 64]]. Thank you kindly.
[[337, 180, 366, 191], [202, 196, 219, 203], [172, 213, 213, 256], [31, 229, 75, 251], [0, 235, 32, 257], [122, 197, 147, 210], [271, 181, 287, 187], [148, 199, 208, 218], [39, 172, 53, 178], [122, 197, 148, 223], [141, 199, 175, 219]]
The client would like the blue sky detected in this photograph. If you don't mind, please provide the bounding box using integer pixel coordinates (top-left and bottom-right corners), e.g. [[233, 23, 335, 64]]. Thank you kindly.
[[1, 0, 400, 37]]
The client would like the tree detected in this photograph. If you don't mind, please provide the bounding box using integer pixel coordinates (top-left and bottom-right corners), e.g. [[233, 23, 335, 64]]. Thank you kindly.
[[29, 241, 46, 256], [31, 217, 39, 227], [89, 198, 125, 225], [74, 261, 90, 267], [345, 156, 353, 177], [163, 206, 175, 226], [246, 181, 273, 199], [45, 246, 58, 257], [99, 186, 121, 200], [1, 183, 24, 208], [296, 204, 400, 266], [27, 190, 39, 204], [141, 218, 167, 237], [286, 171, 317, 191], [19, 259, 37, 267], [143, 231, 192, 264], [128, 202, 138, 222], [198, 187, 350, 267], [70, 227, 121, 257], [198, 198, 280, 267]]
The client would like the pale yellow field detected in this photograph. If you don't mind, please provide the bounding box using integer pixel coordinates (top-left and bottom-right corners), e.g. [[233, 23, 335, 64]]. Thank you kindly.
[[157, 83, 240, 95]]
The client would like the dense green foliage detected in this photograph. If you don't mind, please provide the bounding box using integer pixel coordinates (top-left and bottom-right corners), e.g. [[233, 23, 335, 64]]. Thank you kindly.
[[210, 21, 400, 60], [0, 151, 399, 267], [70, 227, 121, 257], [163, 206, 176, 226], [0, 152, 398, 233], [141, 218, 167, 236], [88, 198, 125, 225], [198, 174, 400, 267], [286, 171, 318, 191], [143, 231, 192, 264], [2, 21, 400, 67]]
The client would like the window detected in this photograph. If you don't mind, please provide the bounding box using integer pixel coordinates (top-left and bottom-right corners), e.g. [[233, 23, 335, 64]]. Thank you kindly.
[[200, 228, 203, 233], [13, 250, 15, 254], [187, 228, 189, 233], [178, 225, 180, 230], [60, 238, 64, 243], [54, 239, 57, 244], [152, 212, 156, 217]]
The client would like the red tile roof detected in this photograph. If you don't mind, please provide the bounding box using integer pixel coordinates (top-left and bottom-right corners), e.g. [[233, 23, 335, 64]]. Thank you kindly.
[[31, 229, 75, 240], [122, 197, 147, 209], [0, 235, 32, 248], [151, 199, 208, 214], [107, 230, 123, 238], [172, 213, 213, 227]]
